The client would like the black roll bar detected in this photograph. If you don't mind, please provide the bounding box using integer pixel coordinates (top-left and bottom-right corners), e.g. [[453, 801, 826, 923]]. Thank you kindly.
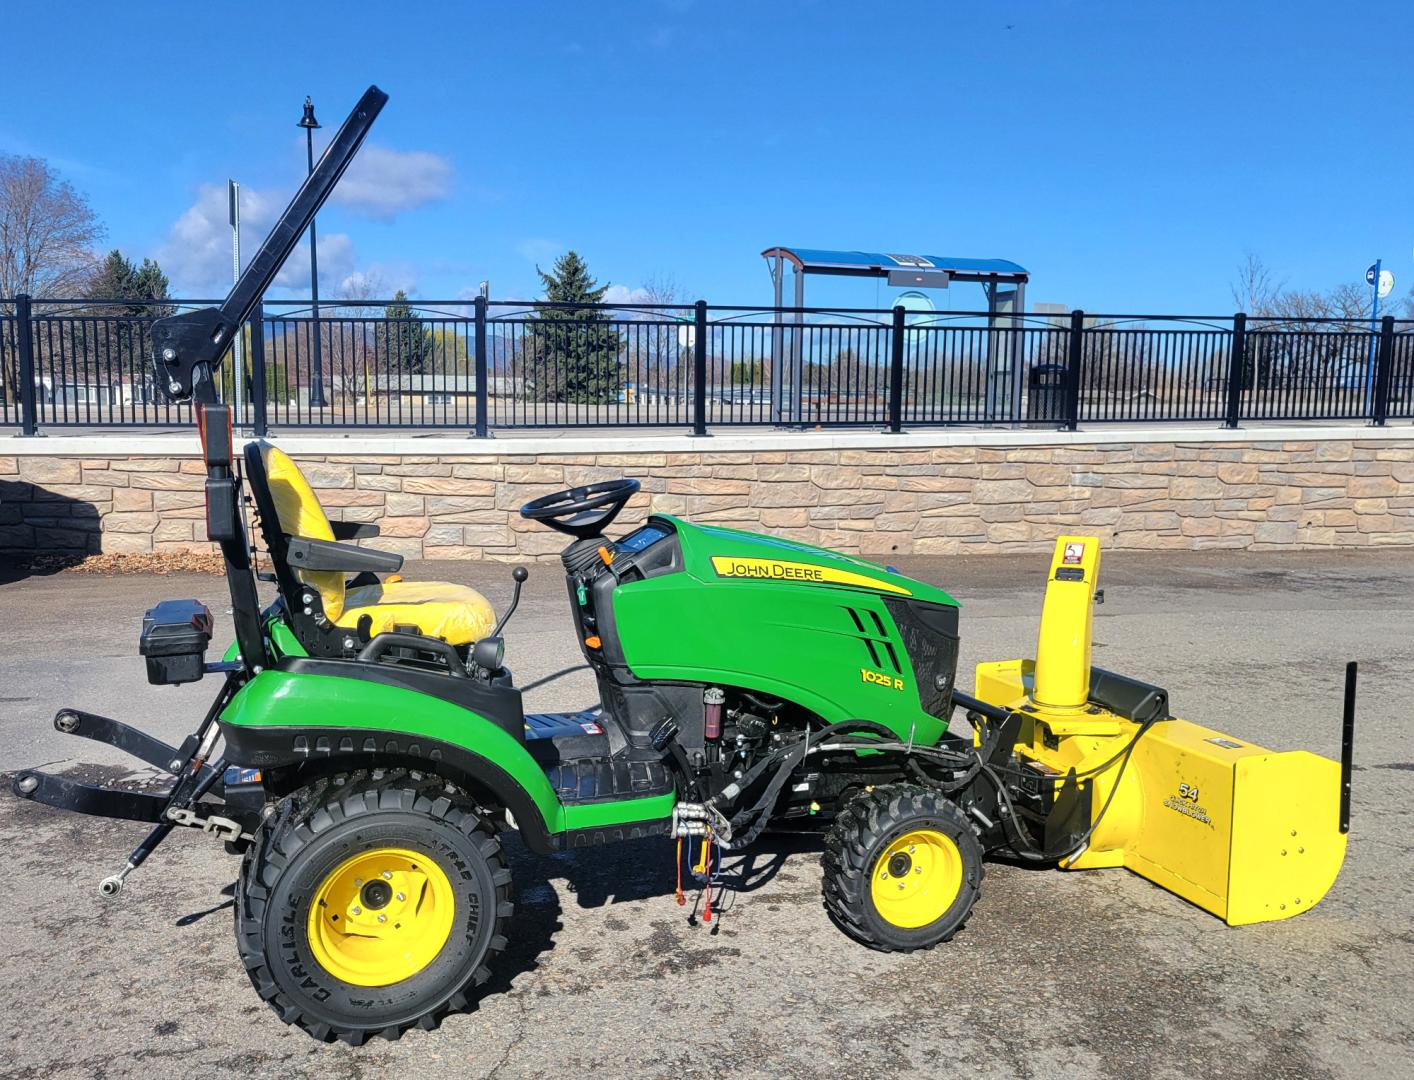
[[150, 85, 389, 403]]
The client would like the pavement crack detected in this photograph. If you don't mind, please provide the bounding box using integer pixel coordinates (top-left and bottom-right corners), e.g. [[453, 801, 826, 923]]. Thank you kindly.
[[484, 992, 529, 1080]]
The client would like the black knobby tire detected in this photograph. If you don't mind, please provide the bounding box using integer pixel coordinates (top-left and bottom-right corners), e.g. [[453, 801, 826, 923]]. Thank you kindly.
[[821, 783, 984, 952], [235, 769, 513, 1045]]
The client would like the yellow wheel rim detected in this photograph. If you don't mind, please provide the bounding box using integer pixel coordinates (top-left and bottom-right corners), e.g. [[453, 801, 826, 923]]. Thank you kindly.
[[869, 828, 964, 929], [307, 847, 456, 987]]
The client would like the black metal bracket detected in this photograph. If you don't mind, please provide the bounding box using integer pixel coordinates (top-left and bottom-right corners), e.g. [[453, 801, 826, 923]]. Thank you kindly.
[[1340, 661, 1357, 835], [12, 770, 171, 824], [51, 708, 219, 783], [151, 85, 388, 403]]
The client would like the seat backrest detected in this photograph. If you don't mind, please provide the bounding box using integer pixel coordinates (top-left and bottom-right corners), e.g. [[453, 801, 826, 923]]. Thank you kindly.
[[254, 443, 347, 621]]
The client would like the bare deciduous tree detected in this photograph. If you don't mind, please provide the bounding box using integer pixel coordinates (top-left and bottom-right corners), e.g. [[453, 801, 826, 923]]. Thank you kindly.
[[1230, 254, 1387, 391], [0, 155, 104, 298], [1230, 251, 1285, 316], [623, 273, 689, 394]]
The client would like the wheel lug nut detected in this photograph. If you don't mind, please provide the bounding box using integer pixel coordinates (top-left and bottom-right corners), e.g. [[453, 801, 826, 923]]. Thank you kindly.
[[354, 879, 363, 887], [382, 871, 393, 880], [396, 892, 406, 902], [351, 906, 362, 916], [914, 867, 922, 874], [377, 914, 387, 923]]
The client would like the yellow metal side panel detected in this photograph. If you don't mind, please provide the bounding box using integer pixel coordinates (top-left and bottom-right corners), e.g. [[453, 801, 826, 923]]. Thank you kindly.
[[1226, 751, 1346, 925], [1122, 720, 1252, 919], [973, 659, 1029, 710]]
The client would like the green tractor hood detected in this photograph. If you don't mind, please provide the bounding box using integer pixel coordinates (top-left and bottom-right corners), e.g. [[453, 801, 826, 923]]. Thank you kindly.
[[609, 516, 959, 741], [663, 515, 958, 608]]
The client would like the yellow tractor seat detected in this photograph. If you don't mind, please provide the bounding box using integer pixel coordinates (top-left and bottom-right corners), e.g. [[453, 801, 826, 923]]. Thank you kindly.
[[249, 442, 496, 647], [337, 580, 495, 646]]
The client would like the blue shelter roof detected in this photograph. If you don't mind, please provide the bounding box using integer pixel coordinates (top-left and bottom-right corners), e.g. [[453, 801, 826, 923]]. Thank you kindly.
[[762, 247, 1027, 282]]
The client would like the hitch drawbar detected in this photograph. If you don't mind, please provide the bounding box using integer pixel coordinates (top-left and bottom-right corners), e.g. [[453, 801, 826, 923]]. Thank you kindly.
[[11, 692, 253, 896]]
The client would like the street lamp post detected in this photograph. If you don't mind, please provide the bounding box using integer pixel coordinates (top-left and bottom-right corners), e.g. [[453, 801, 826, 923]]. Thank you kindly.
[[298, 96, 327, 408]]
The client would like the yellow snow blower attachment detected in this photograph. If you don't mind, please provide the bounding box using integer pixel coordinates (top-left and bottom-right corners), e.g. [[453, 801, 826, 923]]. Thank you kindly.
[[972, 536, 1353, 925]]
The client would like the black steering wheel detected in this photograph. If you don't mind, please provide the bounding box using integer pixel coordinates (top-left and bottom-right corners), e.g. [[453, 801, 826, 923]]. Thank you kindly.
[[520, 478, 641, 539]]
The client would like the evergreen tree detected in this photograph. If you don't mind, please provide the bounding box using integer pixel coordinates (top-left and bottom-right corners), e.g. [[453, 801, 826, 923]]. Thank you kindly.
[[377, 290, 433, 373], [82, 250, 174, 388], [85, 250, 173, 317], [527, 251, 623, 403]]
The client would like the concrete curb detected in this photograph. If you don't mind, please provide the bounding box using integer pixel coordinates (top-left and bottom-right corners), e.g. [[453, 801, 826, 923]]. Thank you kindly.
[[3, 423, 1411, 457]]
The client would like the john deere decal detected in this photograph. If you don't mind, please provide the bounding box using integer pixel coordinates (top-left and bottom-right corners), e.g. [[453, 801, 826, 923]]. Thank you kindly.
[[709, 556, 911, 596]]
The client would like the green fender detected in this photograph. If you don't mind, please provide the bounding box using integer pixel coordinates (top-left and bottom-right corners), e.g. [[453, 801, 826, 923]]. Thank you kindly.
[[220, 669, 571, 845]]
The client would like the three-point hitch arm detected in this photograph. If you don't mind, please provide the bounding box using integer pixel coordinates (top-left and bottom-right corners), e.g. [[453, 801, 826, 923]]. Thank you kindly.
[[150, 85, 389, 404]]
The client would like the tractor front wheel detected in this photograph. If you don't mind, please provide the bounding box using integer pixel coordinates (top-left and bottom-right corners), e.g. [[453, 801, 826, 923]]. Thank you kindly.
[[235, 770, 512, 1044], [822, 784, 983, 952]]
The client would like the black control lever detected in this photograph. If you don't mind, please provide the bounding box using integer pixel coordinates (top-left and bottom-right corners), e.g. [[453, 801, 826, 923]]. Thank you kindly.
[[491, 566, 529, 637]]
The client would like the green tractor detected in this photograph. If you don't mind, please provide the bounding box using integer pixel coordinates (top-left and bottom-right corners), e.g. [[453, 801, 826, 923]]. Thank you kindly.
[[12, 86, 1355, 1045]]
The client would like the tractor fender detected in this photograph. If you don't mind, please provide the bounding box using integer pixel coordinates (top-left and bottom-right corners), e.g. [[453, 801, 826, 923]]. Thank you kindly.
[[218, 668, 565, 853]]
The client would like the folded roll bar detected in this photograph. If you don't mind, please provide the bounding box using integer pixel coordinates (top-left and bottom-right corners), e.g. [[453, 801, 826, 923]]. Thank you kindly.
[[151, 85, 389, 403]]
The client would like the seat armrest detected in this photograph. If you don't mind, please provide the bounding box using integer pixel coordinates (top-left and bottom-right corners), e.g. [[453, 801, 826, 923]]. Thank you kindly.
[[330, 520, 380, 540], [285, 536, 404, 574]]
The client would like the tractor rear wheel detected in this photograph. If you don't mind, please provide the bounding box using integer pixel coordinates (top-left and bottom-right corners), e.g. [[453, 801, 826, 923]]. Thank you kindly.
[[822, 783, 983, 952], [234, 770, 512, 1044]]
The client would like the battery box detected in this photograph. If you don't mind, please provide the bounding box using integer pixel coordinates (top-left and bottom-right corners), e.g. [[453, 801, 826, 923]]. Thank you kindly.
[[139, 599, 214, 685]]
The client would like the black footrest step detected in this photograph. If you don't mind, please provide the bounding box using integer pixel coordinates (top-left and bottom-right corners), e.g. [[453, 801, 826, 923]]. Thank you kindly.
[[524, 709, 604, 741], [546, 755, 674, 806]]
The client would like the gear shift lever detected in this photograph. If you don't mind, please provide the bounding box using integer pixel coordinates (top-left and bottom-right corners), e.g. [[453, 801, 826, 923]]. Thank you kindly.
[[491, 566, 529, 637]]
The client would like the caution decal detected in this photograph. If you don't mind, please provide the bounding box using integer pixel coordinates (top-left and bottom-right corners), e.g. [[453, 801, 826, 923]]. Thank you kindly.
[[709, 556, 911, 596]]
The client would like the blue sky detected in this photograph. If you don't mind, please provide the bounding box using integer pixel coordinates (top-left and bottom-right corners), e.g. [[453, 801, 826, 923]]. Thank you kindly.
[[2, 0, 1411, 314]]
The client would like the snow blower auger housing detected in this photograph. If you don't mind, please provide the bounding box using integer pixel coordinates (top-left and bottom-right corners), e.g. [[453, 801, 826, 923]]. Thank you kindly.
[[9, 85, 1356, 1046], [968, 537, 1354, 925]]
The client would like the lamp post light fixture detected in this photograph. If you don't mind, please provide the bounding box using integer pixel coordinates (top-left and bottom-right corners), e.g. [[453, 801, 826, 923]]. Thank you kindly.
[[298, 96, 327, 408]]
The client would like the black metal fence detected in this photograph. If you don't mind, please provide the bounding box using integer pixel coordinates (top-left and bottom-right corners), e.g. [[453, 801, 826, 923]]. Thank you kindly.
[[2, 295, 1411, 435]]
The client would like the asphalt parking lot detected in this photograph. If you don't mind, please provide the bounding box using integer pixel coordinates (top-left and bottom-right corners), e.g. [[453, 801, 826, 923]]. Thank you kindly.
[[2, 549, 1411, 1080]]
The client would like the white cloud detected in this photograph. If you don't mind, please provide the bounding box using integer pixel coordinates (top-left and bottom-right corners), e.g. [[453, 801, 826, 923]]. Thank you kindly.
[[158, 182, 356, 297], [274, 232, 355, 294], [159, 182, 271, 295], [331, 144, 452, 221], [602, 284, 652, 305]]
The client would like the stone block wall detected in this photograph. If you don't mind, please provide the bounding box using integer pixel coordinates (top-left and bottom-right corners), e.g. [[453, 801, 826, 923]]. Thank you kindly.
[[2, 437, 1413, 561]]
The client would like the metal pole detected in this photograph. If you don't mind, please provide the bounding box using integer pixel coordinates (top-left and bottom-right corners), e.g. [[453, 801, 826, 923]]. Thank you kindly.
[[300, 97, 327, 409], [228, 180, 244, 423], [15, 293, 37, 436], [1372, 314, 1395, 426], [983, 282, 998, 423], [1364, 259, 1381, 415], [474, 295, 489, 438], [888, 305, 905, 433], [692, 300, 708, 436], [1064, 309, 1084, 432], [770, 256, 784, 424], [249, 301, 267, 437], [791, 266, 804, 426], [1005, 288, 1024, 426], [1224, 312, 1246, 429]]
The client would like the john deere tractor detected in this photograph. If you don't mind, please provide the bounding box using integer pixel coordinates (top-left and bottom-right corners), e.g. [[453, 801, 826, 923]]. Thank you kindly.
[[11, 86, 1356, 1045]]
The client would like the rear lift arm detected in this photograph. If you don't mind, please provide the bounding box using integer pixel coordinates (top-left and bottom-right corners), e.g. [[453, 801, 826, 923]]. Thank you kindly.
[[150, 85, 388, 404], [12, 86, 394, 899]]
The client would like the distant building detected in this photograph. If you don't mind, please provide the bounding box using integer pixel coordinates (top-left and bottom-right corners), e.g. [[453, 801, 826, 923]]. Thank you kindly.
[[370, 374, 522, 406]]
